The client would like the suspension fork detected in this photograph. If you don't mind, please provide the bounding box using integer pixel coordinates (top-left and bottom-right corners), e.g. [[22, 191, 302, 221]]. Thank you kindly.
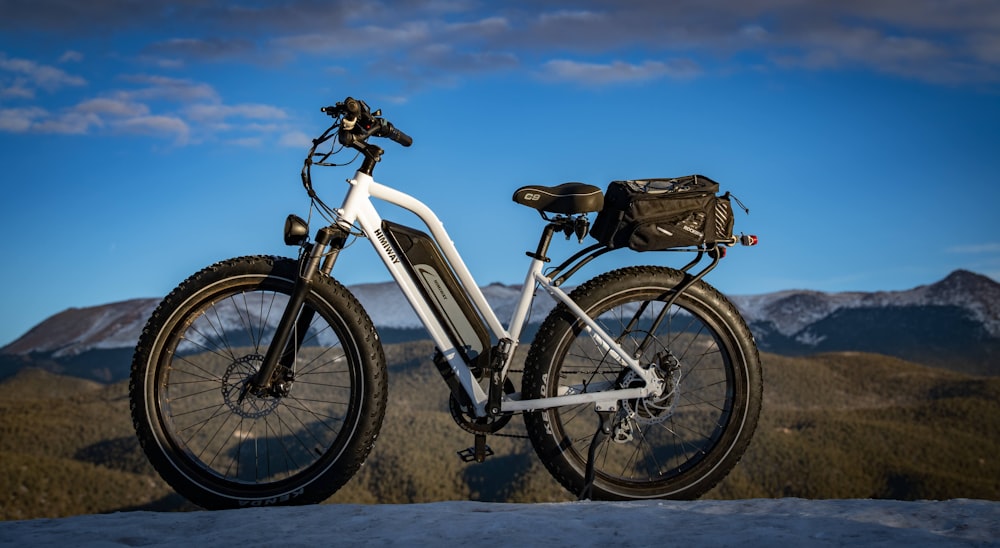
[[245, 225, 348, 395]]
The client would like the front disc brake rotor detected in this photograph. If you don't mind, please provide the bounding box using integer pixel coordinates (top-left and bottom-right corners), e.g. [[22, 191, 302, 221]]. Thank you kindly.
[[221, 354, 282, 419]]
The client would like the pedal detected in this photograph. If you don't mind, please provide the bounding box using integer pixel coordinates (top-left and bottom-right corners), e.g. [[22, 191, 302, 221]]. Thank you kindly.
[[457, 434, 493, 463]]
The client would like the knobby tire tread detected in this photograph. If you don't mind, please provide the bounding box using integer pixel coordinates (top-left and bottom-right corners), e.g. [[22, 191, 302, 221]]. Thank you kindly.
[[522, 265, 762, 500], [129, 255, 387, 509]]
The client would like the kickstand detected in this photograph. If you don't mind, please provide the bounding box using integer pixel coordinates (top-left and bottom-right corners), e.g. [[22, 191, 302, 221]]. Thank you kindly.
[[579, 409, 614, 501]]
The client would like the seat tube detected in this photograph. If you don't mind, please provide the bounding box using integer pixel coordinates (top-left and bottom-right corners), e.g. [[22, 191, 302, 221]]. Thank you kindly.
[[507, 258, 546, 343]]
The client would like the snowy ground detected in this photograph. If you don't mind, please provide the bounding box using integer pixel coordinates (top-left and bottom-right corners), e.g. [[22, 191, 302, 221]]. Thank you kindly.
[[2, 499, 998, 547]]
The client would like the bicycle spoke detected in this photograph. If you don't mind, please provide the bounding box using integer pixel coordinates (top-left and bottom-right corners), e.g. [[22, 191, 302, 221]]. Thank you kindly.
[[153, 281, 363, 486]]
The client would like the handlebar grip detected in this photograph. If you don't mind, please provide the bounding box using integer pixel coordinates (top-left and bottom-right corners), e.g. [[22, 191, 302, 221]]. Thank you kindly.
[[391, 125, 413, 147], [377, 120, 412, 147]]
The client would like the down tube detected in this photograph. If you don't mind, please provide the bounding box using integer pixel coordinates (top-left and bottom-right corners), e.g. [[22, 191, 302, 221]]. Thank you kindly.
[[366, 179, 508, 340], [351, 196, 490, 411]]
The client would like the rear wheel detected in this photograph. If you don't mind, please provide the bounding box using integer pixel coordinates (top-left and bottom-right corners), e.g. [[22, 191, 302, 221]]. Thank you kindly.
[[129, 255, 386, 509], [522, 266, 761, 500]]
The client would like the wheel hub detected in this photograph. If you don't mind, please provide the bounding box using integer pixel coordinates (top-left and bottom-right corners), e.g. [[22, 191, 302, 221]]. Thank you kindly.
[[221, 354, 282, 419], [619, 351, 682, 425]]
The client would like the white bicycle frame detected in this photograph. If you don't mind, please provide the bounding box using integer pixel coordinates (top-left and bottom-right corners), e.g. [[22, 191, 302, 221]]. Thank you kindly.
[[334, 170, 662, 418]]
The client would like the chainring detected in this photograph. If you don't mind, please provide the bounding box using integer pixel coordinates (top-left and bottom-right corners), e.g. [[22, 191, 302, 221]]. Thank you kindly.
[[449, 378, 516, 434]]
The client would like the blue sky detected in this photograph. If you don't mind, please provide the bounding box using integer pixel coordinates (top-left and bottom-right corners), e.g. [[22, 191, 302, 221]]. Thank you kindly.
[[1, 1, 999, 347]]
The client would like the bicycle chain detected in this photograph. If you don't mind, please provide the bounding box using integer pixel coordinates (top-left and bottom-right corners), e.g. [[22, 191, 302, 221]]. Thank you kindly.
[[494, 433, 528, 439]]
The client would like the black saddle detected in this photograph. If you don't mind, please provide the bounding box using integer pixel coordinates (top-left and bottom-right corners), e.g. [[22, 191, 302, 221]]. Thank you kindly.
[[512, 182, 604, 215]]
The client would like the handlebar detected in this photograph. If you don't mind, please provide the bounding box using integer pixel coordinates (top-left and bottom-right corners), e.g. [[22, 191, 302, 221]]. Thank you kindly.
[[321, 97, 413, 148], [303, 96, 412, 185]]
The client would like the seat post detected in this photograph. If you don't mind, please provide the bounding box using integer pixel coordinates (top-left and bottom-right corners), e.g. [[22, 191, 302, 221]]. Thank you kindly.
[[526, 221, 560, 262]]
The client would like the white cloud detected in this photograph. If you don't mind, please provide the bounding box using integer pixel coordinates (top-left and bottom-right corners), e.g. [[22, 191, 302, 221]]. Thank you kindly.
[[0, 106, 47, 132], [75, 97, 150, 117], [33, 111, 102, 134], [117, 115, 190, 144], [0, 105, 99, 134], [278, 130, 311, 148], [118, 74, 219, 103], [537, 10, 604, 24], [144, 37, 256, 62], [446, 16, 509, 35], [0, 51, 292, 145], [273, 22, 431, 56], [948, 242, 1000, 254], [540, 58, 701, 85], [0, 82, 34, 99], [5, 1, 1000, 88], [227, 136, 263, 147], [969, 32, 1000, 64], [741, 24, 769, 41], [184, 103, 287, 122], [0, 53, 87, 92], [58, 50, 84, 63]]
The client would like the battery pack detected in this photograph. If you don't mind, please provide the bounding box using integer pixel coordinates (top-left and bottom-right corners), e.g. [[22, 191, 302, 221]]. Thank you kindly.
[[381, 220, 491, 372]]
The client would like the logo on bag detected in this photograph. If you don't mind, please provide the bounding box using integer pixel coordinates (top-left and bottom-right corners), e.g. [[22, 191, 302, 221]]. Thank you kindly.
[[681, 225, 703, 237]]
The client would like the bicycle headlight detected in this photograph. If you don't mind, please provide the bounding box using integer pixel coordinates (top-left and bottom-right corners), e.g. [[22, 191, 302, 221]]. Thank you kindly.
[[283, 214, 309, 246]]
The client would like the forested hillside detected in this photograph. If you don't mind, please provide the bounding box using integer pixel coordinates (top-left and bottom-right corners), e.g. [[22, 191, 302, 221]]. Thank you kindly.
[[2, 344, 998, 520]]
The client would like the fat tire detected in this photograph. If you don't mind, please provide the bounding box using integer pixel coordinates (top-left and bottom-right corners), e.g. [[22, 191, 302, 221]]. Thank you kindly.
[[522, 266, 762, 500], [129, 255, 387, 509]]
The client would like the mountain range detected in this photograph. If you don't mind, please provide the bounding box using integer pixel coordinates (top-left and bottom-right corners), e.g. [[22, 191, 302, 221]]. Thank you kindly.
[[727, 269, 1000, 375], [2, 269, 997, 382]]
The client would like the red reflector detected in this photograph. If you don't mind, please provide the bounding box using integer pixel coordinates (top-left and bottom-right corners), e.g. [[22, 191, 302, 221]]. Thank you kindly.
[[741, 234, 759, 246]]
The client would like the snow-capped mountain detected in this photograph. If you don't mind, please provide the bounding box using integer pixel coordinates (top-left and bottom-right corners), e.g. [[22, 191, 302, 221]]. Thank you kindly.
[[348, 281, 557, 330], [2, 270, 997, 381], [1, 298, 161, 358], [729, 269, 1000, 339], [0, 281, 560, 381], [728, 269, 1000, 375]]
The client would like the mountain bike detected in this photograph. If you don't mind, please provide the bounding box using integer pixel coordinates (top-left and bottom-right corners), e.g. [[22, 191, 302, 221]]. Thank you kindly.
[[130, 97, 762, 509]]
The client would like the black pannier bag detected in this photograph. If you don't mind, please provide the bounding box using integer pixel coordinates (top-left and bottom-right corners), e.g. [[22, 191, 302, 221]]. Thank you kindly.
[[590, 175, 735, 251]]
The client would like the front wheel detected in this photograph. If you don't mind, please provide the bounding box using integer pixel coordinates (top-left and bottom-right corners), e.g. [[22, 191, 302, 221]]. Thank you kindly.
[[129, 255, 387, 509], [522, 266, 762, 500]]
